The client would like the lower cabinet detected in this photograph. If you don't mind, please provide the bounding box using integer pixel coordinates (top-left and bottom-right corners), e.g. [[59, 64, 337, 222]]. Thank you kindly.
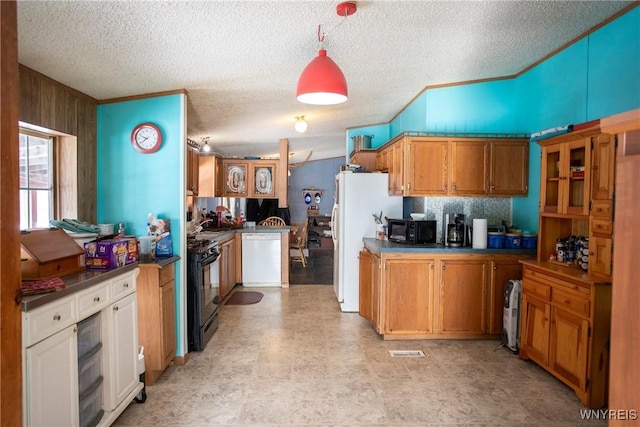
[[519, 261, 611, 408], [383, 257, 434, 335], [439, 259, 487, 334], [359, 250, 529, 339], [219, 236, 237, 300], [103, 291, 139, 411], [137, 262, 177, 385], [22, 268, 143, 427], [24, 324, 79, 427]]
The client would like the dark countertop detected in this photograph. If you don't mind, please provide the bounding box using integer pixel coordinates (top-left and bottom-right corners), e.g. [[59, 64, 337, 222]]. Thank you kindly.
[[138, 255, 181, 268], [363, 238, 537, 256], [195, 226, 291, 243], [21, 263, 140, 312]]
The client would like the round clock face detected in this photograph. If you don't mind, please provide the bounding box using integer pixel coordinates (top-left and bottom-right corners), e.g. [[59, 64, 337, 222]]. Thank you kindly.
[[131, 123, 162, 154]]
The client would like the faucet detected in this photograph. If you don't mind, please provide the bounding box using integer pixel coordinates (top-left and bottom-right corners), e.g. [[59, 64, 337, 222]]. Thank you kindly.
[[193, 218, 215, 234]]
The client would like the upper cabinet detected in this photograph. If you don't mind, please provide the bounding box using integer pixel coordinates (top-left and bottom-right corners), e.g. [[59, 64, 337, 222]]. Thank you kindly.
[[376, 134, 528, 197], [540, 137, 591, 216], [198, 154, 222, 197], [218, 159, 278, 198], [187, 146, 200, 195]]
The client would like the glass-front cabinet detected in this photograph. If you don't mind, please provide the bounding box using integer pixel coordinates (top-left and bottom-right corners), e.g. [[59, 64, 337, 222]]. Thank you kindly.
[[540, 137, 591, 216], [222, 161, 248, 197], [251, 161, 276, 198]]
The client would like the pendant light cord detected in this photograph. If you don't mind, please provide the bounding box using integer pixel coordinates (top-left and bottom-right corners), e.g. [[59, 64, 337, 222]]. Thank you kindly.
[[317, 10, 350, 48]]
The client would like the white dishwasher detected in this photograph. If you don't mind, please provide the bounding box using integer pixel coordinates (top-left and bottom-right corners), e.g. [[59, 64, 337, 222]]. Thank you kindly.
[[241, 233, 282, 286]]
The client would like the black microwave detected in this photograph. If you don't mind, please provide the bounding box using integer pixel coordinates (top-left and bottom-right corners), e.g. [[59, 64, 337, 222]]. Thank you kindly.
[[387, 219, 437, 244]]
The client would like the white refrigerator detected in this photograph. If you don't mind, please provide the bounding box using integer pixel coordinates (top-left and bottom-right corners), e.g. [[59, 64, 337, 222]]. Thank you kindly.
[[331, 172, 403, 312]]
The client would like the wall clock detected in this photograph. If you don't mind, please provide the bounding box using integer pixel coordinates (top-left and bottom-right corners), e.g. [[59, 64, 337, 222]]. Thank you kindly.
[[131, 122, 162, 154]]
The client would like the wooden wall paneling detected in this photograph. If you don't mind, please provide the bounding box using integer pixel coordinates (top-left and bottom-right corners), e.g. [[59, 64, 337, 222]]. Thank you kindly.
[[76, 98, 97, 223], [609, 129, 640, 426], [38, 75, 56, 130], [1, 1, 23, 425], [55, 84, 77, 135], [57, 135, 78, 219], [19, 65, 39, 124]]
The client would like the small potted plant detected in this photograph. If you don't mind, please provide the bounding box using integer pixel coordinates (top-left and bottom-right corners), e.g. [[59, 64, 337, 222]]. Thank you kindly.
[[372, 211, 386, 240]]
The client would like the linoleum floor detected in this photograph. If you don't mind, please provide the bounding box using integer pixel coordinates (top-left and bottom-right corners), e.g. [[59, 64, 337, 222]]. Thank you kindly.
[[113, 285, 606, 426]]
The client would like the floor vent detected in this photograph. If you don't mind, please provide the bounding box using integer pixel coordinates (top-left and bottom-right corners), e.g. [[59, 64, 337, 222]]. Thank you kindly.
[[389, 350, 425, 358]]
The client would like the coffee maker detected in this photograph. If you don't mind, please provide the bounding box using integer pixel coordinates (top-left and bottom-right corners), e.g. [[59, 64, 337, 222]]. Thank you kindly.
[[444, 213, 469, 247]]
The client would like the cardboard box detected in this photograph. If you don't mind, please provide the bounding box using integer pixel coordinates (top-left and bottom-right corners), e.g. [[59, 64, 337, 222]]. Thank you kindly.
[[84, 240, 128, 270], [118, 236, 139, 264]]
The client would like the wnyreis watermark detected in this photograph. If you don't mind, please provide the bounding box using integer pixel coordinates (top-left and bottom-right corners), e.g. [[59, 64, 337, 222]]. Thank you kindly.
[[580, 409, 638, 421]]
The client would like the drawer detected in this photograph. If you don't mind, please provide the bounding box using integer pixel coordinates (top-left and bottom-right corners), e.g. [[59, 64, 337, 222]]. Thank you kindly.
[[159, 264, 175, 286], [23, 295, 77, 347], [524, 267, 590, 295], [552, 289, 590, 318], [77, 281, 111, 318], [522, 278, 551, 301], [591, 217, 613, 236], [111, 272, 136, 300], [591, 200, 612, 219]]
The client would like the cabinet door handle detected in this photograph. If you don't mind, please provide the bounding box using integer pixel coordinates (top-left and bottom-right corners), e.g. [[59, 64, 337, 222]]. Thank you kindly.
[[493, 266, 497, 270], [53, 314, 61, 321], [113, 306, 119, 312], [452, 183, 457, 190], [94, 296, 100, 302], [123, 282, 129, 288]]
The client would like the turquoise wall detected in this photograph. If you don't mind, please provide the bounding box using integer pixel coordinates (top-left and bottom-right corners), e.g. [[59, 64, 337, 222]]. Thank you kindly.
[[97, 93, 188, 356], [348, 6, 640, 233]]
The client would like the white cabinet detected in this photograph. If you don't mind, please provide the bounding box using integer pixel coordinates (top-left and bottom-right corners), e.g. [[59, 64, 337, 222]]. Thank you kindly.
[[24, 324, 79, 427], [22, 268, 142, 427], [103, 291, 139, 411]]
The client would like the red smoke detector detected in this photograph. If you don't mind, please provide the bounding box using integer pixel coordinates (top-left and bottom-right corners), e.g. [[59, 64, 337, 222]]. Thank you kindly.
[[336, 2, 357, 17]]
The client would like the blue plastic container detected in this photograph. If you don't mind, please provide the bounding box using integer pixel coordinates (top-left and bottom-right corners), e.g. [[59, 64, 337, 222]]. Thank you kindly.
[[505, 233, 522, 249], [487, 232, 505, 248], [522, 234, 538, 249]]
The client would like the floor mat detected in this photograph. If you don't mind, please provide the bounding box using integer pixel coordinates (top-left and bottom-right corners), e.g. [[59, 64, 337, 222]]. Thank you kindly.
[[225, 291, 264, 305]]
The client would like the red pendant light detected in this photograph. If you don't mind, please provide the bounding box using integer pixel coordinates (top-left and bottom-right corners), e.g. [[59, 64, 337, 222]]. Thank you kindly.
[[296, 2, 356, 106], [296, 49, 348, 105]]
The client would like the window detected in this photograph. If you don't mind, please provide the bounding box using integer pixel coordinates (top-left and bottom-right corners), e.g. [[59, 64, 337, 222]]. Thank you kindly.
[[19, 130, 55, 229]]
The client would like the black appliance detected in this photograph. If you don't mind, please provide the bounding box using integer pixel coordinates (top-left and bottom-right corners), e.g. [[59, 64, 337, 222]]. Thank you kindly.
[[387, 219, 437, 244], [186, 237, 220, 352], [444, 213, 470, 247]]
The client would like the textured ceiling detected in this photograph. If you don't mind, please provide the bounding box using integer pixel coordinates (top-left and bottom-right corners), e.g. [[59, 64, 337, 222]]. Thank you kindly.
[[17, 1, 634, 163]]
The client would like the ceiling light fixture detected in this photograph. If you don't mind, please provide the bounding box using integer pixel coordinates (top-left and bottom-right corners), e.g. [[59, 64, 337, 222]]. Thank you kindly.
[[296, 2, 357, 105], [201, 137, 211, 153], [294, 116, 308, 133]]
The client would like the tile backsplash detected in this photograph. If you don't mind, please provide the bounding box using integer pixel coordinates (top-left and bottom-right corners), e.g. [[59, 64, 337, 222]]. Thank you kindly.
[[410, 197, 512, 243]]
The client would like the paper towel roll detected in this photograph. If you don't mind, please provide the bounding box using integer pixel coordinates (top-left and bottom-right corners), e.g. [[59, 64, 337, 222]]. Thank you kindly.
[[472, 219, 488, 249]]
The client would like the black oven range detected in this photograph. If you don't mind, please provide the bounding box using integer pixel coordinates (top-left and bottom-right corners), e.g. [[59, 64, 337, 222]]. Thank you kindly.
[[186, 237, 220, 352]]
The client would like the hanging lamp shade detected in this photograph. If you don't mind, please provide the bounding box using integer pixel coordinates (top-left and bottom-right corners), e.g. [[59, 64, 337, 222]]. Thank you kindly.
[[296, 49, 348, 105]]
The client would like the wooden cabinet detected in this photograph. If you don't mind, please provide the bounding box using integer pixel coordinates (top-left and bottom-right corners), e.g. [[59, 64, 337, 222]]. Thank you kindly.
[[219, 236, 237, 300], [519, 262, 611, 408], [251, 161, 277, 198], [198, 154, 222, 197], [540, 137, 591, 215], [221, 159, 278, 198], [489, 139, 529, 195], [449, 140, 488, 195], [137, 262, 177, 385], [187, 146, 200, 195], [406, 138, 448, 195], [360, 250, 528, 339], [439, 259, 488, 334], [222, 161, 248, 197], [358, 250, 375, 324], [349, 150, 377, 172], [383, 257, 434, 335], [537, 128, 616, 279], [378, 134, 528, 197]]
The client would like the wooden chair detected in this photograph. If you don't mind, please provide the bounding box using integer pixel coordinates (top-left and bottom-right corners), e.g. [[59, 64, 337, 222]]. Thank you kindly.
[[258, 216, 285, 227], [290, 221, 308, 267]]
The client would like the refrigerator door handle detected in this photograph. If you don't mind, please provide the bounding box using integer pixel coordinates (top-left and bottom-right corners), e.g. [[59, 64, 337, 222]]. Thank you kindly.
[[331, 204, 338, 243]]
